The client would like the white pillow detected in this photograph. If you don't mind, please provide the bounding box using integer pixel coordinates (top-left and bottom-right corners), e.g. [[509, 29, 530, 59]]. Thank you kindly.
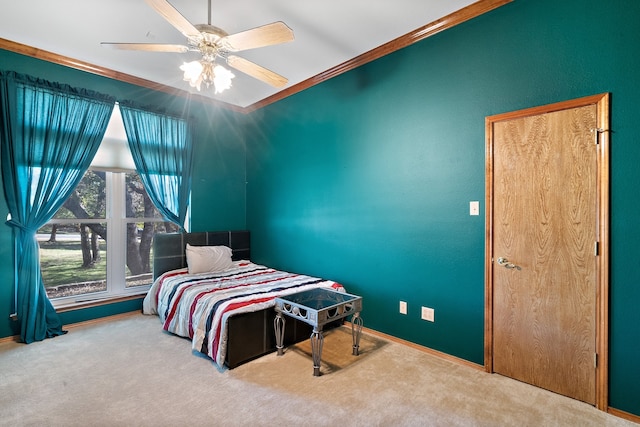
[[185, 244, 234, 274]]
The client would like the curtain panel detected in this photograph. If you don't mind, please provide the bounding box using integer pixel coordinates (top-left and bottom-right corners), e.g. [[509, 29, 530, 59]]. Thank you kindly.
[[119, 104, 194, 230], [0, 71, 115, 343]]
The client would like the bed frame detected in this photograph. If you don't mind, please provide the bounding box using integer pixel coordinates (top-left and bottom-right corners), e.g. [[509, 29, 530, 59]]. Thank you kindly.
[[152, 230, 313, 368]]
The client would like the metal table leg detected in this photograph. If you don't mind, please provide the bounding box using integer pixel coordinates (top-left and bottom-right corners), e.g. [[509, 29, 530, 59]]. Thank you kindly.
[[351, 312, 363, 356], [274, 312, 286, 356], [310, 327, 324, 376]]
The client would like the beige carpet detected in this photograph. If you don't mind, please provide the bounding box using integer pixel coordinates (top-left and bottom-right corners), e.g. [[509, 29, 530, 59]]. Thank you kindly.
[[0, 313, 636, 427]]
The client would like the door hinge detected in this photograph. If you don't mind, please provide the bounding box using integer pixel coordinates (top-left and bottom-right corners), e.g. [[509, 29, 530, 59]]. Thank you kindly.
[[594, 241, 599, 256], [594, 353, 598, 368], [593, 128, 605, 145]]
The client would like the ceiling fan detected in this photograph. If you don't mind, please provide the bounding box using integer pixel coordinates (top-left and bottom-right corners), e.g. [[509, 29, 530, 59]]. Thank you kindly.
[[101, 0, 294, 93]]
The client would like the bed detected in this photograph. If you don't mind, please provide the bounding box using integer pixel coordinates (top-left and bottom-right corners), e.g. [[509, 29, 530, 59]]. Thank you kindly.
[[143, 230, 344, 369]]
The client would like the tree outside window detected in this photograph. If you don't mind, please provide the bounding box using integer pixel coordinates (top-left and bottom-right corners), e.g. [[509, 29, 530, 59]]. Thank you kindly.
[[39, 170, 178, 300]]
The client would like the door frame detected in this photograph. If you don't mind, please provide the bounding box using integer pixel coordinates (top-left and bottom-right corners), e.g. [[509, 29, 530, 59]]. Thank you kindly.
[[484, 93, 610, 410]]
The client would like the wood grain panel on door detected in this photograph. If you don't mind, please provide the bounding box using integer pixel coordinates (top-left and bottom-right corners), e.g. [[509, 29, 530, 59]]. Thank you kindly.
[[490, 104, 598, 404]]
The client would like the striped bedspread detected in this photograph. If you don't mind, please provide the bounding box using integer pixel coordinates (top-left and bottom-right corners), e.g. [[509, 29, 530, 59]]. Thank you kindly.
[[142, 261, 344, 367]]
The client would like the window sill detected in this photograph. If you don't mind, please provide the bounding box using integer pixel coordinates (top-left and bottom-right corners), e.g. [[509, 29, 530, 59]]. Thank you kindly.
[[53, 289, 148, 313]]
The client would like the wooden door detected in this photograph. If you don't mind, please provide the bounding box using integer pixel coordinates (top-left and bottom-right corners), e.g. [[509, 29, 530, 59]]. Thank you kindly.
[[485, 94, 610, 407]]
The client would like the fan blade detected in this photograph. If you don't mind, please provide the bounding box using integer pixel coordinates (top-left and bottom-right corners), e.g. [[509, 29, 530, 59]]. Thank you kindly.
[[227, 55, 288, 88], [222, 22, 294, 52], [101, 42, 189, 53], [145, 0, 201, 39]]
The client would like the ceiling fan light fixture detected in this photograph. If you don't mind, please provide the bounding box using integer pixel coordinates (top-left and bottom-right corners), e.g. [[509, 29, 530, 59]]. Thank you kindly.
[[180, 60, 235, 94], [103, 0, 292, 95], [212, 64, 235, 94], [180, 60, 204, 90]]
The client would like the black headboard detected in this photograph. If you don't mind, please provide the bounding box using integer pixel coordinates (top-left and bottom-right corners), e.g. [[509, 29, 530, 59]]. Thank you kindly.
[[152, 230, 250, 279]]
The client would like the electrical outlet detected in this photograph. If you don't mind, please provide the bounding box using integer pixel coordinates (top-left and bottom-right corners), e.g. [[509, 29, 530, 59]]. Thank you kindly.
[[399, 301, 407, 315], [421, 306, 435, 322]]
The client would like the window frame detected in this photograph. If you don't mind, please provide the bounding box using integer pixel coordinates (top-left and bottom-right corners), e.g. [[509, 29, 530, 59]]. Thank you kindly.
[[47, 169, 167, 307]]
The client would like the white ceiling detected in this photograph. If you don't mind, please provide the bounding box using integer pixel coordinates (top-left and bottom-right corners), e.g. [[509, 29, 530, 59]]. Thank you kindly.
[[1, 0, 479, 109]]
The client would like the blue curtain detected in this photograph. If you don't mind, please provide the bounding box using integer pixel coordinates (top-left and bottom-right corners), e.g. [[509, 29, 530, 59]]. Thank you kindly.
[[0, 71, 115, 343], [120, 104, 194, 230]]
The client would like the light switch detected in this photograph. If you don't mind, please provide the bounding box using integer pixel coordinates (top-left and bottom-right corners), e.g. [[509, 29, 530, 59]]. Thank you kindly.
[[470, 201, 480, 216]]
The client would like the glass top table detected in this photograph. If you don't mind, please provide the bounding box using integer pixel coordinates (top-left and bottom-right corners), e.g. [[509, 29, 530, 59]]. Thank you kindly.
[[274, 287, 363, 376]]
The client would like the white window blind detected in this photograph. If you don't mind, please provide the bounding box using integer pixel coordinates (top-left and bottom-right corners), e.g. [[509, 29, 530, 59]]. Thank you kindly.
[[91, 104, 135, 171]]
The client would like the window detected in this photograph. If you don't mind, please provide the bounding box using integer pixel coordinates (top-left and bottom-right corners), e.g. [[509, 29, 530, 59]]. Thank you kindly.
[[38, 105, 180, 304]]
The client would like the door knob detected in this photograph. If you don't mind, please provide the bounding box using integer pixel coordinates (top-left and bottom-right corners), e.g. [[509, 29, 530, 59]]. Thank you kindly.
[[497, 257, 521, 270]]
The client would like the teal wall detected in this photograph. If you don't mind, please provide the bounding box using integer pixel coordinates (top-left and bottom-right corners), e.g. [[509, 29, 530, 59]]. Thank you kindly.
[[245, 0, 640, 416], [189, 106, 247, 231], [0, 50, 247, 338]]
